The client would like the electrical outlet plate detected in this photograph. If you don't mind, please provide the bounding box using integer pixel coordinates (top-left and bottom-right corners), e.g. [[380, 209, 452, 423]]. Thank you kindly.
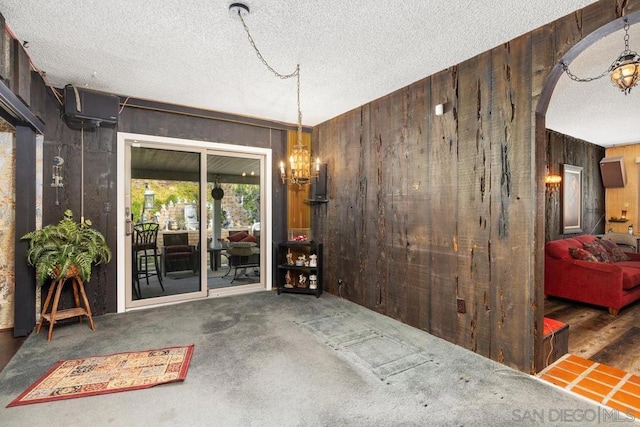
[[456, 298, 466, 314]]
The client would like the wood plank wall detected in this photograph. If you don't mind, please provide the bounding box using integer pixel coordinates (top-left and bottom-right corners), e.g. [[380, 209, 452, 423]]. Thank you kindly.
[[313, 0, 640, 372], [605, 143, 640, 235], [545, 130, 605, 242], [604, 144, 640, 233]]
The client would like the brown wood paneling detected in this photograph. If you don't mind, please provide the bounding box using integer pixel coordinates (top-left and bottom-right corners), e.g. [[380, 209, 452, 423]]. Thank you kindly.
[[533, 113, 547, 372], [456, 51, 492, 354], [380, 81, 430, 326], [366, 92, 394, 315], [402, 78, 430, 329], [532, 22, 555, 372], [544, 130, 605, 242], [14, 125, 37, 336], [121, 96, 309, 134], [488, 33, 534, 369], [30, 70, 45, 120], [12, 39, 29, 105], [581, 0, 619, 37], [546, 131, 565, 240], [552, 9, 582, 65], [0, 14, 10, 82], [425, 69, 459, 340], [531, 23, 555, 104], [313, 0, 640, 373], [621, 0, 640, 16]]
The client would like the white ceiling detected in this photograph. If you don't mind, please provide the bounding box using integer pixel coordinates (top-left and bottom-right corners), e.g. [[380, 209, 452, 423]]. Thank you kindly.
[[547, 22, 640, 147], [2, 0, 635, 147]]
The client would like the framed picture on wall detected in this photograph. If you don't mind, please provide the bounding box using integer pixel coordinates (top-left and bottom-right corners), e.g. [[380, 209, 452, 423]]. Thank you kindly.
[[562, 164, 583, 234]]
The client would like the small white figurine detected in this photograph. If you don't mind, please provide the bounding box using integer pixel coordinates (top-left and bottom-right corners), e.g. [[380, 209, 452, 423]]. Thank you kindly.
[[284, 271, 293, 288], [298, 274, 307, 288], [309, 254, 318, 267]]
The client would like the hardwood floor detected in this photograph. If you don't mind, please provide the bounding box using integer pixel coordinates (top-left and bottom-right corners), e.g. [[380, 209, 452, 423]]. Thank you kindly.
[[544, 298, 640, 375], [0, 330, 26, 373]]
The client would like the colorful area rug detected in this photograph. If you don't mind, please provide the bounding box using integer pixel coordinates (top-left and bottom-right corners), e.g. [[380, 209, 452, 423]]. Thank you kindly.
[[7, 345, 194, 407]]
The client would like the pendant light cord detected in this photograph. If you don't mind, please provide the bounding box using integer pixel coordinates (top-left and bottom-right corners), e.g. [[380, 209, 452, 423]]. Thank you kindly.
[[235, 10, 303, 145], [237, 11, 298, 80]]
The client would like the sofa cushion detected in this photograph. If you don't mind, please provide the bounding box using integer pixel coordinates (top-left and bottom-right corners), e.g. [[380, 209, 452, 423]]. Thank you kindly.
[[583, 240, 613, 263], [227, 243, 259, 257], [598, 239, 631, 262], [240, 234, 257, 243], [228, 241, 256, 248], [620, 266, 640, 290], [613, 260, 640, 269], [228, 231, 249, 242], [569, 247, 598, 263], [546, 238, 584, 260], [164, 245, 191, 254]]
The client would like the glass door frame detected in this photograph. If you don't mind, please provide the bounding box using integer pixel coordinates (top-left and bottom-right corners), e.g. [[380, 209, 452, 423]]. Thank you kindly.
[[117, 132, 273, 312]]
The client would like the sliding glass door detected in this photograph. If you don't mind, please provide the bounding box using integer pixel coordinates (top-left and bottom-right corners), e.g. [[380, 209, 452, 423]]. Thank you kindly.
[[206, 153, 263, 294], [119, 133, 271, 310]]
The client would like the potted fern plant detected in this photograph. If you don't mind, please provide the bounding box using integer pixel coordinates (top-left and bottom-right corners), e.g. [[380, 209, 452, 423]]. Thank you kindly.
[[22, 209, 112, 284]]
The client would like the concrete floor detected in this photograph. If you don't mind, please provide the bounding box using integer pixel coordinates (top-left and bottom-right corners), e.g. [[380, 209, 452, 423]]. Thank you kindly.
[[0, 291, 629, 426]]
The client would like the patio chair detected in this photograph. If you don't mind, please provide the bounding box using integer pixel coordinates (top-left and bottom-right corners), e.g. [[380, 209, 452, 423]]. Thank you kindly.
[[132, 223, 164, 298], [162, 233, 197, 276]]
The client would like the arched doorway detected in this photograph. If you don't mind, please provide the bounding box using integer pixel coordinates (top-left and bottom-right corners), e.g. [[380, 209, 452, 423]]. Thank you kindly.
[[537, 11, 640, 374]]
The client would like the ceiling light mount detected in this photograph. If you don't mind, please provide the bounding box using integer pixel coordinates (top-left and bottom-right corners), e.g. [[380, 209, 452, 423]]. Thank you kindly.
[[561, 19, 640, 95], [229, 3, 250, 19]]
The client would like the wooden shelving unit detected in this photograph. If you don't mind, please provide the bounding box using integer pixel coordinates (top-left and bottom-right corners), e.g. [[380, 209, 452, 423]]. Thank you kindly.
[[274, 241, 322, 298]]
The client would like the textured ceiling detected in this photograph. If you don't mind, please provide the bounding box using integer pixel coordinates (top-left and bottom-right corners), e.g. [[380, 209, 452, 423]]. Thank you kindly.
[[4, 0, 634, 147]]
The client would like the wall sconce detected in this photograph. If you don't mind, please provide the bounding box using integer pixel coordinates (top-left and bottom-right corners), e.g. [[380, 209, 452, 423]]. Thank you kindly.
[[50, 147, 64, 206], [435, 103, 444, 116], [545, 166, 562, 189]]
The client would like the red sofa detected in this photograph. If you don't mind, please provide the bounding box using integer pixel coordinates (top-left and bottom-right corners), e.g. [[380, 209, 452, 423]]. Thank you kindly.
[[545, 234, 640, 315]]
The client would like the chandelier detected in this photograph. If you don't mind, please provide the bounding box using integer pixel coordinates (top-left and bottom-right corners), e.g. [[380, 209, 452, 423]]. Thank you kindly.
[[230, 2, 319, 186], [280, 143, 320, 186], [562, 20, 640, 95]]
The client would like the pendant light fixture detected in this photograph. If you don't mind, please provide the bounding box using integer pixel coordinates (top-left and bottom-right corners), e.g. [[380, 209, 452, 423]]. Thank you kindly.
[[229, 2, 319, 186], [561, 20, 640, 95]]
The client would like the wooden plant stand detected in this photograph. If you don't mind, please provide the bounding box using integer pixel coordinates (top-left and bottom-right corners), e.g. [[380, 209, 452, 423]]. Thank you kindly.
[[37, 274, 95, 341]]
